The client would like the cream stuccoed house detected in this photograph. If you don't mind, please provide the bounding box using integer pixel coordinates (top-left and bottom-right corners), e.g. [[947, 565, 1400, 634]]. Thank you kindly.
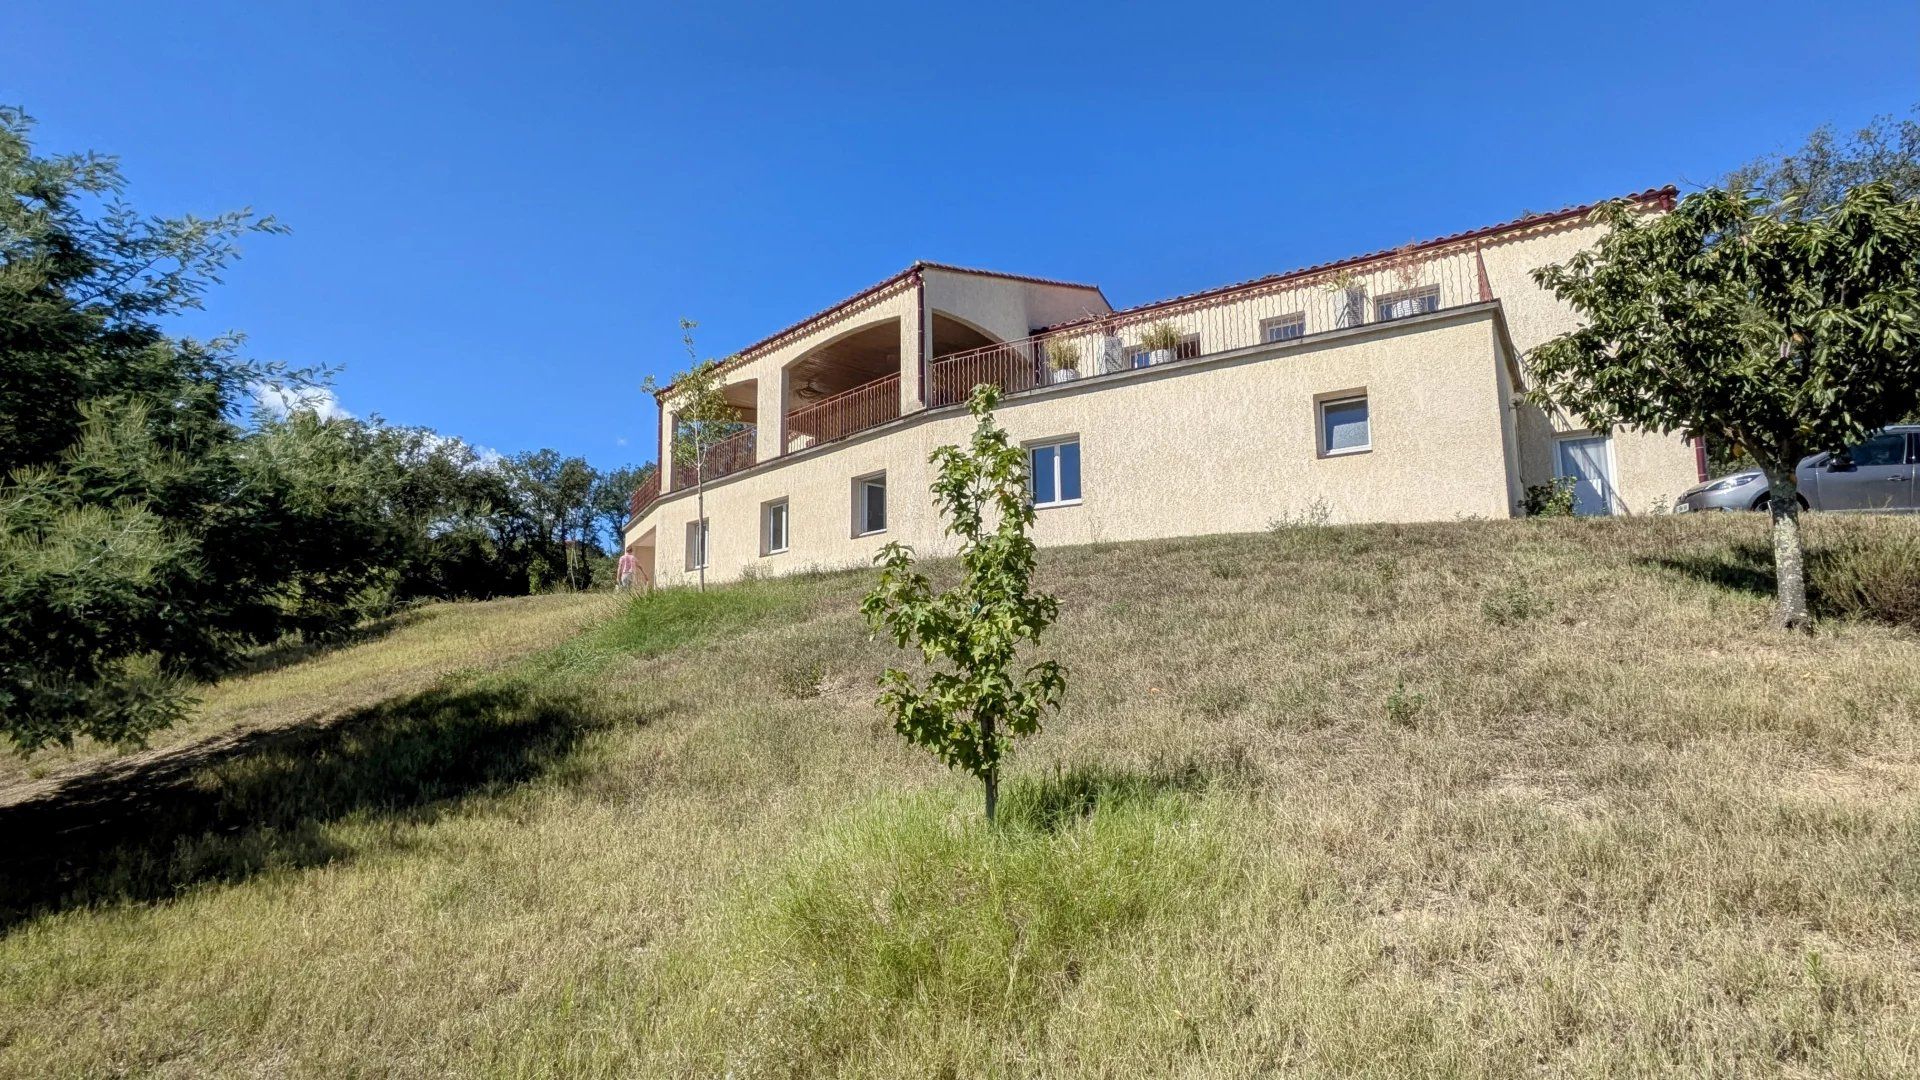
[[621, 187, 1705, 588]]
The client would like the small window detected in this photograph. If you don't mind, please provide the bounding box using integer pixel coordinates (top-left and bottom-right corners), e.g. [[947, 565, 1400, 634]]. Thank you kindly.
[[1260, 314, 1305, 343], [761, 498, 789, 555], [1375, 286, 1440, 322], [684, 518, 709, 570], [1125, 333, 1202, 368], [1030, 438, 1082, 508], [1319, 395, 1371, 456], [854, 473, 887, 536]]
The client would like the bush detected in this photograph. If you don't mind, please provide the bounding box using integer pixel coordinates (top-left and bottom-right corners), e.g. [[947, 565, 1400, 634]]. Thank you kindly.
[[1481, 581, 1555, 625], [1521, 477, 1577, 517], [1813, 527, 1920, 627]]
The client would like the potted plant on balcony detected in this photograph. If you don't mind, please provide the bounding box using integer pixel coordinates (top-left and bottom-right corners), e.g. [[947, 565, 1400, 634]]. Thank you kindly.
[[1139, 321, 1182, 366], [1045, 338, 1082, 383]]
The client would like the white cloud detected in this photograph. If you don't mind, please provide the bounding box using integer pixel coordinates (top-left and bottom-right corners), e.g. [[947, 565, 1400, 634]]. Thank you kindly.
[[252, 383, 353, 422], [615, 436, 629, 447]]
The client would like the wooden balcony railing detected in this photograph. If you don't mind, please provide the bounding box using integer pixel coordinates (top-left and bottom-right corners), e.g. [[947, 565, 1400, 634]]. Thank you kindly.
[[784, 374, 900, 454], [671, 426, 757, 489]]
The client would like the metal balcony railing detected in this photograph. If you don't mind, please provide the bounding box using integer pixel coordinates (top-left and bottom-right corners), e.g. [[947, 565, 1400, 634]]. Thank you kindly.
[[628, 469, 662, 521], [671, 426, 757, 489], [927, 245, 1491, 407], [784, 374, 900, 454]]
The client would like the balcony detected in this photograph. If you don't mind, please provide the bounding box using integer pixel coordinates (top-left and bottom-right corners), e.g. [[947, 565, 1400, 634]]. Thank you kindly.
[[628, 469, 662, 521], [928, 245, 1491, 406], [670, 425, 757, 488], [784, 374, 900, 453]]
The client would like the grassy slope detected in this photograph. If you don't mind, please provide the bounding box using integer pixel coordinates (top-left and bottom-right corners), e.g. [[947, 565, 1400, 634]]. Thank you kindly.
[[3, 516, 1919, 1078]]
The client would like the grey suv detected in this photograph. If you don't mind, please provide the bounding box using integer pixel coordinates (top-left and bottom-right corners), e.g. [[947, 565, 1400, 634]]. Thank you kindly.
[[1674, 425, 1920, 514]]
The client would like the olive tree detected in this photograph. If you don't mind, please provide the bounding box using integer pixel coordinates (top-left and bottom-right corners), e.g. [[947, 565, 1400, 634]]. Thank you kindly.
[[1529, 182, 1920, 629], [861, 385, 1067, 822], [641, 320, 740, 591]]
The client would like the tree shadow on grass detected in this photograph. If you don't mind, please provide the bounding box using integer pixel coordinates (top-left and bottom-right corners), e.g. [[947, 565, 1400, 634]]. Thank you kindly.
[[997, 761, 1216, 834], [0, 677, 643, 931], [1643, 541, 1854, 617], [1646, 542, 1782, 599], [220, 609, 427, 681]]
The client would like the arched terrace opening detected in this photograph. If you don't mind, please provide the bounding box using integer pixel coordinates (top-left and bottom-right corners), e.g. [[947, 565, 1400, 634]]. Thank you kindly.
[[782, 318, 903, 453]]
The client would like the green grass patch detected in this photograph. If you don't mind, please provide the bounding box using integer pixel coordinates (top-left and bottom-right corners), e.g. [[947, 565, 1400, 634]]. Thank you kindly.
[[645, 766, 1242, 1074], [527, 578, 814, 678]]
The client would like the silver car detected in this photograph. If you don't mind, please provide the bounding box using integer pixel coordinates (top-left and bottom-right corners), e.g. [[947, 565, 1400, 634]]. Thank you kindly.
[[1674, 425, 1920, 513]]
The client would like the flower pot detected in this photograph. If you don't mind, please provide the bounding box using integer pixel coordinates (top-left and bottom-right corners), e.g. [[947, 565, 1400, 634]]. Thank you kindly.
[[1050, 367, 1081, 384], [1150, 348, 1174, 366]]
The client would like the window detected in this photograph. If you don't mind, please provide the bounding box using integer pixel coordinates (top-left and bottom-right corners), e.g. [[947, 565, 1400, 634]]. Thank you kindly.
[[1839, 431, 1909, 468], [1260, 314, 1305, 343], [854, 473, 887, 536], [1375, 286, 1440, 322], [684, 518, 709, 570], [761, 498, 789, 555], [1335, 286, 1367, 328], [1029, 438, 1082, 507], [1124, 333, 1202, 368], [1319, 394, 1371, 456]]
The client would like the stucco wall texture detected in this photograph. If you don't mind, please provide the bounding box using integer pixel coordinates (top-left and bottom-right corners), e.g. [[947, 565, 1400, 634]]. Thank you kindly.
[[632, 214, 1703, 585]]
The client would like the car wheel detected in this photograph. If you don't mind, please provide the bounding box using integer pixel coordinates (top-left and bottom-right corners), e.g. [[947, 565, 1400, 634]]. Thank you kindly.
[[1749, 492, 1810, 511]]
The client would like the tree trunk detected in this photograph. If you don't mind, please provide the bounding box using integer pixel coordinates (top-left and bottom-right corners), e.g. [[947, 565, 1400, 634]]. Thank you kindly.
[[982, 714, 998, 823], [1765, 469, 1812, 632], [695, 459, 707, 593]]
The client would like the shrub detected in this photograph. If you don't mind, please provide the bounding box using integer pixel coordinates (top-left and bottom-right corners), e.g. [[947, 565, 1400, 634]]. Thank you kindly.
[[1813, 528, 1920, 627], [1521, 477, 1577, 517], [1044, 338, 1081, 373], [1481, 581, 1555, 625], [1139, 321, 1183, 352], [1385, 682, 1426, 728], [1268, 498, 1333, 533]]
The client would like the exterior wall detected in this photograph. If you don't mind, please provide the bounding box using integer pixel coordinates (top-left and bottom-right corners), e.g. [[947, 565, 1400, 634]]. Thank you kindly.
[[1482, 216, 1700, 509], [658, 277, 922, 483], [921, 270, 1108, 348], [628, 308, 1519, 586]]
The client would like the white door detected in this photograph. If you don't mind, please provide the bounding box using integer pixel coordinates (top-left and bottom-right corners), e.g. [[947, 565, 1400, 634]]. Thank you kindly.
[[1555, 436, 1616, 516]]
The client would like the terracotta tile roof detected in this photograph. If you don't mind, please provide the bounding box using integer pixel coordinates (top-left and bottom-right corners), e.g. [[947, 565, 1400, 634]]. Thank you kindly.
[[659, 262, 1104, 397], [1038, 186, 1679, 331], [659, 187, 1674, 395]]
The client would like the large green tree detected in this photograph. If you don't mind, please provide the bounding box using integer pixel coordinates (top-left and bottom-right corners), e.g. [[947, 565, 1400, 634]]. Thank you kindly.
[[1727, 107, 1919, 219], [1529, 182, 1920, 629]]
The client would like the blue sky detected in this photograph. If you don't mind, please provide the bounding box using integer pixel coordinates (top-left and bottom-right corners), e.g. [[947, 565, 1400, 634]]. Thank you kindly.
[[6, 2, 1915, 468]]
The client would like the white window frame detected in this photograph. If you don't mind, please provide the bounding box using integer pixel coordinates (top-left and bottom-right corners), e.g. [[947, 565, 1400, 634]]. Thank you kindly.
[[1027, 436, 1083, 509], [684, 518, 709, 570], [1374, 285, 1441, 322], [1552, 433, 1620, 515], [853, 472, 887, 537], [1124, 332, 1202, 368], [761, 498, 789, 556], [1260, 314, 1306, 343], [1318, 393, 1371, 457]]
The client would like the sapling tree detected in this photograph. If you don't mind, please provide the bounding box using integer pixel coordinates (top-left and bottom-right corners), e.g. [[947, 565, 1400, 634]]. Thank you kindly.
[[1529, 182, 1920, 630], [861, 384, 1067, 822], [641, 319, 741, 591]]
